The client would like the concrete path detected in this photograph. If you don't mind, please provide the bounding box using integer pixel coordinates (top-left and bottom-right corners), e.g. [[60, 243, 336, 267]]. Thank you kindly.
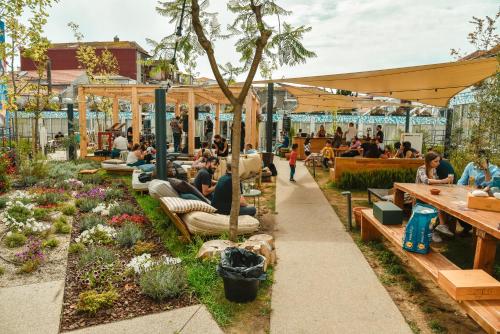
[[68, 305, 223, 334], [270, 160, 411, 334], [0, 280, 65, 334]]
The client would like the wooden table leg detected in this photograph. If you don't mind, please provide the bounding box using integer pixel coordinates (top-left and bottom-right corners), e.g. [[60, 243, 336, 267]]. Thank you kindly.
[[394, 188, 404, 209], [473, 230, 497, 274]]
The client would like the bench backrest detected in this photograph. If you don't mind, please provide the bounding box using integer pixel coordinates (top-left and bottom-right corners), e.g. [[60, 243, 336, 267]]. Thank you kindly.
[[332, 157, 423, 182]]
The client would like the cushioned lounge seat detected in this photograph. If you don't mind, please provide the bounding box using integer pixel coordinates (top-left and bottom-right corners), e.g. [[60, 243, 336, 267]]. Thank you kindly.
[[181, 211, 260, 236], [132, 170, 150, 191]]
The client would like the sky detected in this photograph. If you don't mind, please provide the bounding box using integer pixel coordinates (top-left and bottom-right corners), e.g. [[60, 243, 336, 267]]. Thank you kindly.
[[23, 0, 500, 80]]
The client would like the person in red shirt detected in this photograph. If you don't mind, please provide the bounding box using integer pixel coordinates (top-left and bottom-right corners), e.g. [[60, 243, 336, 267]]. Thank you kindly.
[[289, 143, 298, 182]]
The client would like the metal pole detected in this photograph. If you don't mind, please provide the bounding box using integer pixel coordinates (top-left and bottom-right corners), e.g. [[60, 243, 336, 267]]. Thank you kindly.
[[341, 191, 352, 231], [405, 108, 410, 133], [443, 108, 453, 159], [266, 83, 274, 152], [67, 103, 75, 160], [155, 88, 168, 180]]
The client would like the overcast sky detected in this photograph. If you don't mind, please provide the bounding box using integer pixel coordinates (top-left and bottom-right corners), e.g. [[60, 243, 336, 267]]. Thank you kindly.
[[31, 0, 499, 80]]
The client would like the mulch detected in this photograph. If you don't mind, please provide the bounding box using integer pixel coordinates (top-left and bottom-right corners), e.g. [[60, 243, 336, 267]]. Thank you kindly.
[[59, 183, 197, 332]]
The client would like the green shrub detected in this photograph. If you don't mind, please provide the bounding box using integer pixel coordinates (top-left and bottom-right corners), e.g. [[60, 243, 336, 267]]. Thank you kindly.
[[109, 203, 137, 217], [116, 223, 144, 248], [139, 264, 186, 301], [42, 238, 59, 249], [68, 242, 86, 254], [80, 214, 106, 232], [78, 173, 105, 185], [19, 156, 48, 184], [7, 205, 32, 223], [0, 197, 8, 209], [54, 218, 71, 234], [18, 259, 42, 274], [46, 161, 99, 180], [133, 241, 156, 255], [36, 192, 67, 206], [105, 188, 124, 201], [76, 198, 100, 213], [4, 232, 27, 248], [33, 208, 51, 221], [77, 289, 119, 314], [0, 266, 4, 275], [337, 168, 417, 190], [78, 246, 116, 267], [61, 205, 77, 216]]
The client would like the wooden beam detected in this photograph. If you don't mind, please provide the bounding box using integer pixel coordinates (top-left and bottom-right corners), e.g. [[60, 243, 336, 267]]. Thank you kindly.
[[188, 90, 196, 155], [175, 103, 181, 117], [215, 104, 221, 135], [78, 86, 87, 157], [195, 92, 218, 104], [131, 87, 140, 144], [252, 97, 258, 148], [112, 96, 119, 124]]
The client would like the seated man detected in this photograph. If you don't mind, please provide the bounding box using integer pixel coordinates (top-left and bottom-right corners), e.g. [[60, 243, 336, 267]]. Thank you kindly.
[[362, 138, 382, 158], [211, 161, 257, 216], [111, 133, 128, 159], [341, 136, 362, 157], [194, 157, 219, 201], [458, 150, 500, 188], [274, 132, 290, 155], [244, 143, 258, 154]]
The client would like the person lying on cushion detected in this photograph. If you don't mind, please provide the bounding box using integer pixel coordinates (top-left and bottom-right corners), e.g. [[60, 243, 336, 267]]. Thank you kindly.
[[211, 161, 256, 216], [194, 157, 219, 201]]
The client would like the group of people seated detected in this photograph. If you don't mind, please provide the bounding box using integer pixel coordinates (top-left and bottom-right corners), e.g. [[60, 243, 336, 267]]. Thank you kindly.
[[193, 158, 257, 216], [415, 149, 499, 242]]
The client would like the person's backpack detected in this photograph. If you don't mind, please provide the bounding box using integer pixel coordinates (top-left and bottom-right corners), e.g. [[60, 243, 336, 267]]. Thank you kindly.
[[138, 172, 152, 183], [268, 163, 278, 176]]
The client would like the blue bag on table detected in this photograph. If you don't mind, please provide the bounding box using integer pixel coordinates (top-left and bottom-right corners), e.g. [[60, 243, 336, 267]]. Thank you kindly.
[[402, 204, 438, 254]]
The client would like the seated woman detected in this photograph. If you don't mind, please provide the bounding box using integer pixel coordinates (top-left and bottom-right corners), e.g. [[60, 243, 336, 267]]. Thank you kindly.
[[126, 144, 146, 166], [317, 125, 327, 138], [457, 150, 500, 188], [193, 150, 213, 169], [415, 152, 454, 243], [244, 143, 258, 154], [195, 142, 213, 161], [303, 137, 312, 165]]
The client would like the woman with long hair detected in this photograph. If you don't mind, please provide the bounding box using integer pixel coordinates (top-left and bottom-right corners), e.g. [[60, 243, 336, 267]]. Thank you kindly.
[[333, 126, 343, 148], [415, 152, 454, 242]]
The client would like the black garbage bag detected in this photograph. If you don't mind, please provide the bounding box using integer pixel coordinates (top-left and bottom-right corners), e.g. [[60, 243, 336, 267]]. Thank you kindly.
[[217, 247, 267, 303], [217, 247, 267, 281]]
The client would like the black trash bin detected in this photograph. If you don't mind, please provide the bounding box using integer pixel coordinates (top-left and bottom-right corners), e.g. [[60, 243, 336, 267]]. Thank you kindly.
[[217, 247, 266, 303]]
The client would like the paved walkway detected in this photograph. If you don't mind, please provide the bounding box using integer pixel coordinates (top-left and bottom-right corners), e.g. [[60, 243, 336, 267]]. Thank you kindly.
[[270, 159, 411, 334]]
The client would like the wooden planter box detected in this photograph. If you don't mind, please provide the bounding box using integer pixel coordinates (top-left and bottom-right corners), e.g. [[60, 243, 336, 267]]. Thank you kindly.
[[467, 193, 500, 213]]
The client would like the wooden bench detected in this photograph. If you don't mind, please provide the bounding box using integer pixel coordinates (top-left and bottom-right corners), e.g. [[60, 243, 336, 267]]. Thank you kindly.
[[330, 157, 423, 182], [361, 209, 500, 334]]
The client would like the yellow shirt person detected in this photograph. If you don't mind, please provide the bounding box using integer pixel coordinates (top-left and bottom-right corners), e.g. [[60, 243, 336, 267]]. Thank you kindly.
[[320, 141, 334, 168]]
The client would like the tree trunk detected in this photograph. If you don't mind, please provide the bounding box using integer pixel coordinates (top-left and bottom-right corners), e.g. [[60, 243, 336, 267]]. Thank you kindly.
[[229, 103, 243, 241]]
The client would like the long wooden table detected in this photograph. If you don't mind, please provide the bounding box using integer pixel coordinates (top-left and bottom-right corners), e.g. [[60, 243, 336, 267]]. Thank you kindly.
[[394, 183, 500, 274]]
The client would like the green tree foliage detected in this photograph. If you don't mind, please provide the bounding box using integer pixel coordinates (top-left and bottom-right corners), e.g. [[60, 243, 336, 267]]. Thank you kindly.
[[153, 0, 316, 240]]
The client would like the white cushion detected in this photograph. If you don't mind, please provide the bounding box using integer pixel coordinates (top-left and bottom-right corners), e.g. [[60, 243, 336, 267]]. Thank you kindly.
[[181, 211, 259, 236], [132, 171, 150, 190], [101, 163, 135, 170], [102, 159, 125, 165], [148, 180, 178, 199], [162, 197, 216, 214], [240, 154, 261, 179]]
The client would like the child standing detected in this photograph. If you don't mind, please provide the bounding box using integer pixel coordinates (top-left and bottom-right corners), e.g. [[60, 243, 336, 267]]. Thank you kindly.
[[289, 143, 298, 182], [321, 140, 334, 168]]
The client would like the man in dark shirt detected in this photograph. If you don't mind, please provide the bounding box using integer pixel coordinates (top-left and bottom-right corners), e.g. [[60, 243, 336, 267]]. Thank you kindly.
[[363, 139, 382, 158], [213, 134, 228, 157], [170, 116, 182, 153], [194, 157, 219, 201], [205, 116, 214, 145], [211, 162, 256, 216]]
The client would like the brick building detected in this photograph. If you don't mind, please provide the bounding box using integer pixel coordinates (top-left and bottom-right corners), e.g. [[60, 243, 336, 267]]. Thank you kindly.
[[20, 39, 151, 83]]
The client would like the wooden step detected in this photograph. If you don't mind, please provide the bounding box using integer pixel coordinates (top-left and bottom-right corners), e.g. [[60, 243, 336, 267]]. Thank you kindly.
[[360, 209, 459, 280], [438, 270, 500, 301], [361, 209, 500, 334]]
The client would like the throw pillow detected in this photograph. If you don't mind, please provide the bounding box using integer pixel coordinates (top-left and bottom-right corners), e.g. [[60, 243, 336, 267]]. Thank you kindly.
[[161, 197, 216, 214], [167, 178, 210, 204], [148, 180, 179, 199]]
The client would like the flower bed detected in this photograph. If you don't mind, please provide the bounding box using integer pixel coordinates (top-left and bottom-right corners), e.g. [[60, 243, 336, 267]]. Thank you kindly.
[[60, 180, 195, 331]]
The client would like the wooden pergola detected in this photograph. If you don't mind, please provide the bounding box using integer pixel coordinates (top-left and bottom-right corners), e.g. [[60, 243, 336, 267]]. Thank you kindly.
[[77, 84, 260, 157]]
